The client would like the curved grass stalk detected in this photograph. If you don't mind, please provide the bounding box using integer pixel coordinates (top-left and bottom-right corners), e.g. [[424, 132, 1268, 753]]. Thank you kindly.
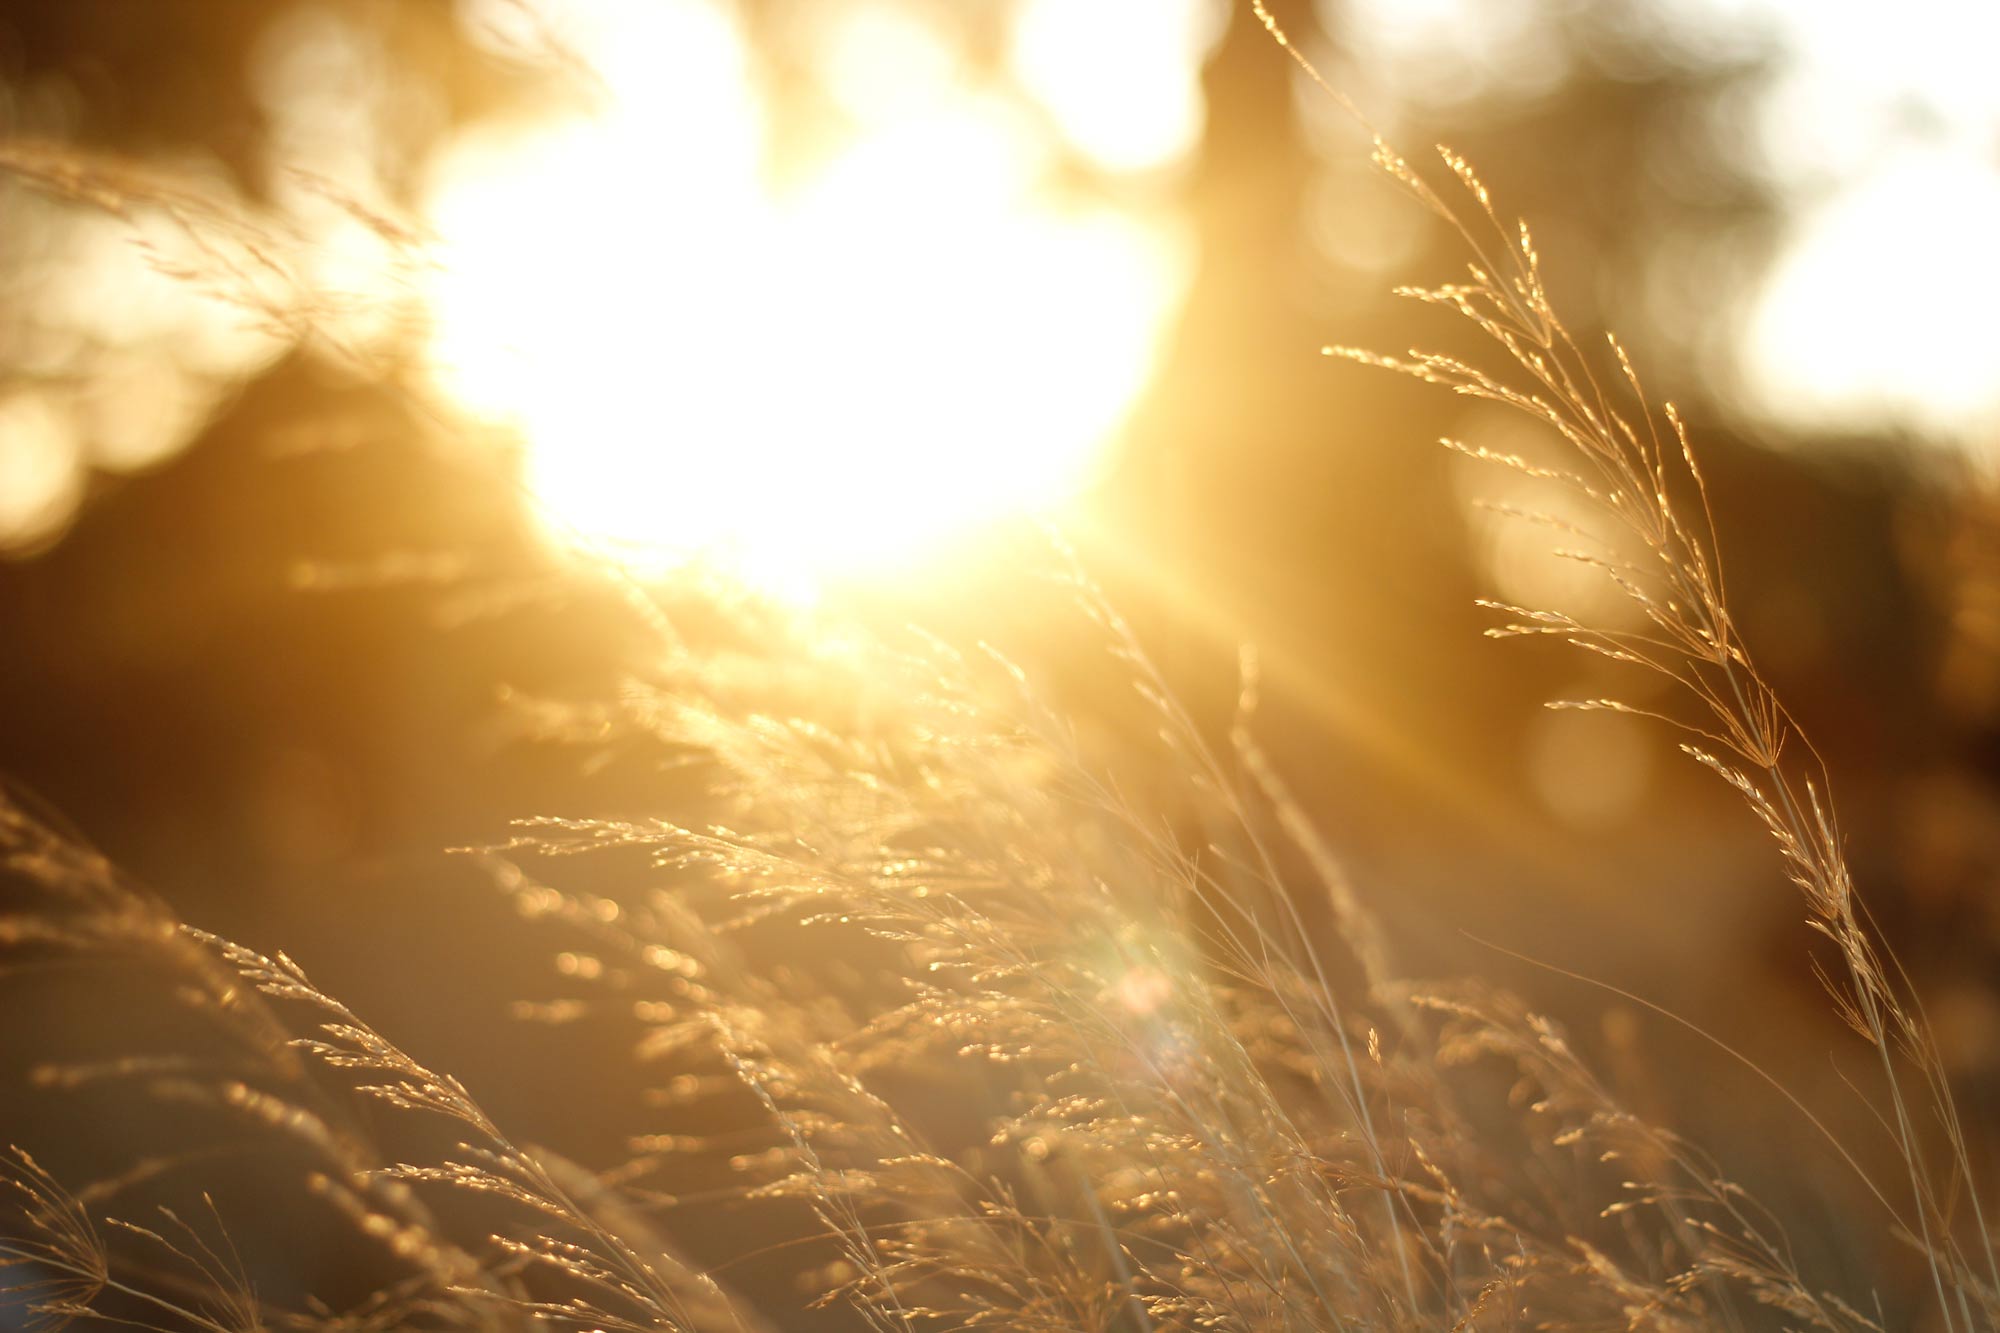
[[1251, 5, 1998, 1325]]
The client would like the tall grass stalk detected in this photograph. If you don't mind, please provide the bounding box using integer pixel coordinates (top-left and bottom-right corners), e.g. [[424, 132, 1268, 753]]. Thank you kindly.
[[1260, 4, 1999, 1326]]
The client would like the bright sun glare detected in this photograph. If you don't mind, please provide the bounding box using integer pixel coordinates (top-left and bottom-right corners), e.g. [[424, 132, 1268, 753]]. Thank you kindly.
[[424, 0, 1209, 596]]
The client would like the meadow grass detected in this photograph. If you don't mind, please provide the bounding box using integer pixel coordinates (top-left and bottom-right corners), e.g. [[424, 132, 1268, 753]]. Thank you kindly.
[[4, 15, 1997, 1333]]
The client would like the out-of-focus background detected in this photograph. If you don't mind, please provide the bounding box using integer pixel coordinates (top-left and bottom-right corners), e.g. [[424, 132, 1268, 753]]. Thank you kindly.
[[2, 0, 1998, 1313]]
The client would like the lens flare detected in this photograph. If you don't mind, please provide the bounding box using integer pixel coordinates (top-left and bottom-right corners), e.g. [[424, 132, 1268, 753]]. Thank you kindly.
[[424, 0, 1194, 596]]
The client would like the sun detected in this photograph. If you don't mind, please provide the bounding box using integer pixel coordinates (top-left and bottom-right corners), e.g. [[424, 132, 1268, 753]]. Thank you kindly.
[[422, 0, 1201, 598]]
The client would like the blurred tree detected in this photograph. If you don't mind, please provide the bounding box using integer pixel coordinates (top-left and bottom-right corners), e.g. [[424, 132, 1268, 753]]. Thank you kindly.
[[1102, 0, 1998, 1157]]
